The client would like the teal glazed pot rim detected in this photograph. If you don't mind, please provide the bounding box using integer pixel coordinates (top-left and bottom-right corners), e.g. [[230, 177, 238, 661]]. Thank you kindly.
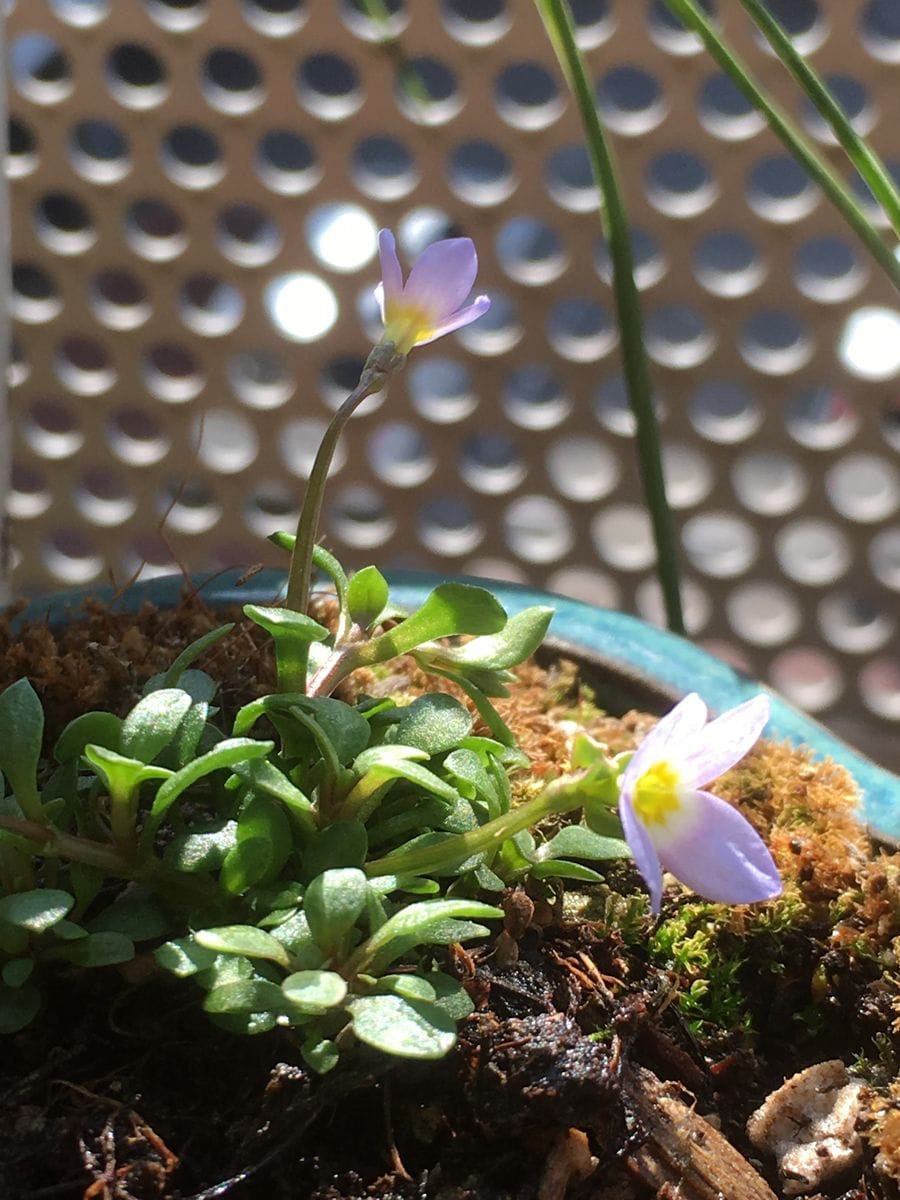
[[12, 568, 900, 843]]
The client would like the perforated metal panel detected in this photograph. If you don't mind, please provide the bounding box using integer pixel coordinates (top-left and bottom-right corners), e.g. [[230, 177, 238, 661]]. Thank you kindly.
[[4, 0, 900, 766]]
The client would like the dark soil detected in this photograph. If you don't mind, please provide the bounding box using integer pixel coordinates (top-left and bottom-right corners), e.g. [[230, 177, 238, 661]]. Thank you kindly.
[[1, 591, 898, 1200]]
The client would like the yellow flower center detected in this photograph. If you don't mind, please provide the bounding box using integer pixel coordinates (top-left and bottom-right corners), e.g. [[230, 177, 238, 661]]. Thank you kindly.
[[384, 301, 436, 353], [633, 760, 682, 827]]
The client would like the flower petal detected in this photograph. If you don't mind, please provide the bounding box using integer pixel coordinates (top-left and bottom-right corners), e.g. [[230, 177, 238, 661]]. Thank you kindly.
[[378, 229, 404, 305], [619, 794, 664, 914], [656, 789, 781, 906], [404, 237, 479, 321], [413, 295, 491, 345], [680, 694, 770, 787], [621, 692, 708, 793]]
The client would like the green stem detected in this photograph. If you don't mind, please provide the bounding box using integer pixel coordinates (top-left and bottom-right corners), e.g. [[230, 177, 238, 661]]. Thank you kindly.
[[663, 0, 900, 289], [0, 814, 134, 876], [738, 0, 900, 241], [536, 0, 685, 635], [284, 342, 404, 618]]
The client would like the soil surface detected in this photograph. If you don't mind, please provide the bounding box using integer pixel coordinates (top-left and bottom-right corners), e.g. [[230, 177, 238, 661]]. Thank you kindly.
[[1, 590, 898, 1200]]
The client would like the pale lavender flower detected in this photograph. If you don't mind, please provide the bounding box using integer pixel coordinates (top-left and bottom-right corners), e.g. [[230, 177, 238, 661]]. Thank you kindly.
[[375, 229, 490, 354], [618, 692, 781, 914]]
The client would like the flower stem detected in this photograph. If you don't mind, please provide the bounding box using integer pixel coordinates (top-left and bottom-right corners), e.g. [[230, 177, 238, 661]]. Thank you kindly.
[[536, 0, 685, 635], [284, 342, 404, 619]]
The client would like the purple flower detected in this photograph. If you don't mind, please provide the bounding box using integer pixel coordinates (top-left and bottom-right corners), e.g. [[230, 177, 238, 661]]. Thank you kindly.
[[375, 229, 490, 354], [618, 693, 781, 914]]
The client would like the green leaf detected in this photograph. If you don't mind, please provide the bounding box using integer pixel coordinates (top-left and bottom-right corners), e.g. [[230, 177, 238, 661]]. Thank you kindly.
[[164, 821, 237, 873], [243, 605, 331, 645], [83, 745, 173, 797], [301, 822, 368, 880], [359, 584, 508, 665], [282, 969, 347, 1013], [348, 993, 457, 1059], [349, 898, 502, 977], [301, 1035, 339, 1074], [204, 977, 286, 1015], [0, 982, 41, 1033], [146, 738, 274, 834], [2, 957, 34, 989], [54, 711, 123, 764], [392, 694, 473, 756], [434, 606, 554, 671], [230, 758, 314, 823], [120, 689, 194, 763], [428, 971, 475, 1021], [162, 623, 234, 687], [51, 931, 135, 967], [88, 894, 171, 942], [195, 925, 292, 969], [155, 937, 218, 978], [530, 861, 605, 883], [268, 910, 324, 969], [233, 695, 370, 766], [304, 868, 369, 956], [0, 888, 74, 932], [0, 678, 44, 818], [220, 795, 292, 894], [220, 839, 273, 897], [540, 824, 630, 862], [347, 565, 390, 630]]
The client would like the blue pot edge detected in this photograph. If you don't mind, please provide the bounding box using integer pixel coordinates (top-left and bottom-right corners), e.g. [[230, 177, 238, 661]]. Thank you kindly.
[[10, 567, 899, 842]]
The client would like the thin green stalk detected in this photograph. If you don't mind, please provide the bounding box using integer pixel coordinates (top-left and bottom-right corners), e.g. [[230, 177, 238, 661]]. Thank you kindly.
[[738, 0, 900, 241], [663, 0, 900, 290], [536, 0, 685, 635]]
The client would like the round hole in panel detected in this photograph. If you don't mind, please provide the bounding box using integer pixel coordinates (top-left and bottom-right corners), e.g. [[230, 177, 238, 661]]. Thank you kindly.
[[818, 591, 894, 654], [8, 117, 39, 178], [662, 443, 713, 508], [320, 355, 381, 416], [592, 503, 655, 571], [849, 161, 900, 229], [228, 349, 294, 410], [881, 398, 900, 452], [11, 262, 62, 323], [194, 408, 258, 474], [216, 203, 282, 267], [726, 580, 801, 646], [331, 485, 395, 549], [448, 140, 516, 206], [636, 576, 711, 635], [244, 483, 299, 539], [697, 72, 765, 140], [504, 495, 573, 564], [369, 422, 435, 487], [785, 384, 858, 449], [69, 119, 130, 184], [504, 363, 570, 430], [43, 530, 104, 586], [280, 416, 347, 481], [240, 0, 307, 37], [683, 511, 758, 578], [126, 535, 179, 581], [693, 230, 765, 297], [595, 227, 666, 290], [55, 335, 116, 396], [740, 309, 812, 374], [90, 269, 151, 330], [494, 61, 562, 131], [51, 0, 110, 26], [839, 306, 900, 380], [306, 202, 378, 272], [455, 292, 522, 356], [752, 0, 827, 55], [202, 47, 265, 115], [161, 480, 222, 535], [595, 373, 665, 438], [826, 453, 900, 522], [544, 143, 596, 212], [546, 435, 619, 502], [397, 206, 457, 258], [125, 197, 188, 261], [547, 297, 617, 363], [256, 129, 320, 195], [395, 57, 463, 126], [690, 380, 761, 443], [646, 149, 717, 217], [732, 450, 807, 515], [441, 0, 510, 46], [10, 32, 73, 103], [460, 430, 525, 495], [143, 343, 205, 404], [595, 65, 666, 136], [861, 0, 900, 61], [9, 463, 52, 521], [75, 466, 136, 527], [645, 303, 714, 368], [144, 0, 208, 32], [793, 235, 866, 302], [340, 0, 406, 40], [774, 518, 851, 585], [569, 0, 615, 48], [497, 216, 566, 286], [35, 191, 95, 255], [647, 0, 716, 54], [23, 399, 83, 460], [264, 272, 338, 342], [769, 647, 843, 712], [859, 657, 900, 720], [161, 124, 225, 190], [418, 496, 480, 556], [106, 42, 169, 110], [408, 357, 476, 424], [107, 408, 170, 466], [870, 527, 900, 590], [180, 276, 245, 337], [351, 135, 418, 201], [9, 338, 30, 389], [547, 565, 620, 609], [297, 52, 363, 121], [746, 154, 819, 222], [800, 74, 873, 143]]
